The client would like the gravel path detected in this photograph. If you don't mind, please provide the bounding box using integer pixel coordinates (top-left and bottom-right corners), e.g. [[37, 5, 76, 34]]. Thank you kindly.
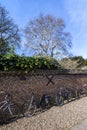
[[1, 97, 87, 130], [71, 118, 87, 130]]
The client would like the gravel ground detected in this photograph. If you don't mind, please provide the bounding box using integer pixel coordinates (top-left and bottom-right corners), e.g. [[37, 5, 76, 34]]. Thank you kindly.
[[1, 97, 87, 130], [71, 118, 87, 130]]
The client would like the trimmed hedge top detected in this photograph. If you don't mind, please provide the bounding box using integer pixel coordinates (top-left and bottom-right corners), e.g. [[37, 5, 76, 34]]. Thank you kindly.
[[0, 54, 65, 73]]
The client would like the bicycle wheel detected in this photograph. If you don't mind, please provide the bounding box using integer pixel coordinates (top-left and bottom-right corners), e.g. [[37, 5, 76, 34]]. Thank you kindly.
[[22, 100, 37, 117], [2, 103, 20, 123], [56, 95, 64, 106]]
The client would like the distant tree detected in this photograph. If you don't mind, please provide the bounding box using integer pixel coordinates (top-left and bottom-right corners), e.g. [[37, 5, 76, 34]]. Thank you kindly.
[[60, 57, 82, 70], [24, 14, 72, 58], [0, 37, 10, 54], [71, 56, 84, 67], [0, 5, 21, 54], [60, 56, 85, 70]]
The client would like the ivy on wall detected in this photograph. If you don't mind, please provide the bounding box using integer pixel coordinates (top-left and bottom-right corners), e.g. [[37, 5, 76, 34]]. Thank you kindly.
[[0, 54, 64, 72]]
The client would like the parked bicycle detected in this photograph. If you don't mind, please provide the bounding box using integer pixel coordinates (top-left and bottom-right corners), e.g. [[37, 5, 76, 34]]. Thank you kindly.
[[55, 87, 64, 106], [55, 87, 72, 106], [63, 87, 72, 102], [0, 91, 20, 123], [22, 92, 52, 117], [0, 85, 85, 123], [22, 92, 37, 117], [39, 94, 52, 109]]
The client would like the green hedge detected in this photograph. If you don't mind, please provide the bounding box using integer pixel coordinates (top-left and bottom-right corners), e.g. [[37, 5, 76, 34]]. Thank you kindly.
[[0, 54, 63, 72]]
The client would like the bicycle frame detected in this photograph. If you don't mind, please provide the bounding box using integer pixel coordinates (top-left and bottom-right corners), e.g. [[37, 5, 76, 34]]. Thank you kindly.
[[0, 95, 13, 115], [0, 100, 8, 110], [27, 94, 35, 109]]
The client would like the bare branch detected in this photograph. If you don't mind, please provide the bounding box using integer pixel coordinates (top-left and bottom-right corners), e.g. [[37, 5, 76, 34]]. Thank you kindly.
[[24, 14, 72, 58], [0, 5, 21, 54]]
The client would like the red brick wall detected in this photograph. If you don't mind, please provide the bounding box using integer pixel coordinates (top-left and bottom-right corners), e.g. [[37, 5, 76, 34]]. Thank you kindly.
[[0, 72, 87, 105]]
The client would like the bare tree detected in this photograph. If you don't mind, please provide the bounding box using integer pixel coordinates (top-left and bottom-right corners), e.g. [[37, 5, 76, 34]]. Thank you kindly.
[[59, 58, 80, 70], [24, 14, 72, 58], [0, 5, 21, 54]]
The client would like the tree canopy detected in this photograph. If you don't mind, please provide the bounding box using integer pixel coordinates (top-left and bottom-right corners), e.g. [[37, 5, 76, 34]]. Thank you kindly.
[[24, 14, 72, 58], [0, 5, 21, 54], [60, 56, 85, 70]]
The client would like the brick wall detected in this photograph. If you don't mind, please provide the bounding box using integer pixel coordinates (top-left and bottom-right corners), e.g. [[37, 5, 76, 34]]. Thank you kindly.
[[0, 71, 87, 106]]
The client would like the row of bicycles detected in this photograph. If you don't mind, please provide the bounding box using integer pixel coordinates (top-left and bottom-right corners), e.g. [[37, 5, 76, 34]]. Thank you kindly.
[[0, 85, 87, 124]]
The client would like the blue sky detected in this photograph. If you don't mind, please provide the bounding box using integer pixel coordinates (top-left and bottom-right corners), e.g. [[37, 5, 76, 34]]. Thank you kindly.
[[0, 0, 87, 58]]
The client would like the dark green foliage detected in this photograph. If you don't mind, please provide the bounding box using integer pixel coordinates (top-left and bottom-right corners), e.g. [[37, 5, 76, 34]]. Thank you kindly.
[[0, 38, 10, 54], [0, 54, 63, 72], [84, 59, 87, 66]]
